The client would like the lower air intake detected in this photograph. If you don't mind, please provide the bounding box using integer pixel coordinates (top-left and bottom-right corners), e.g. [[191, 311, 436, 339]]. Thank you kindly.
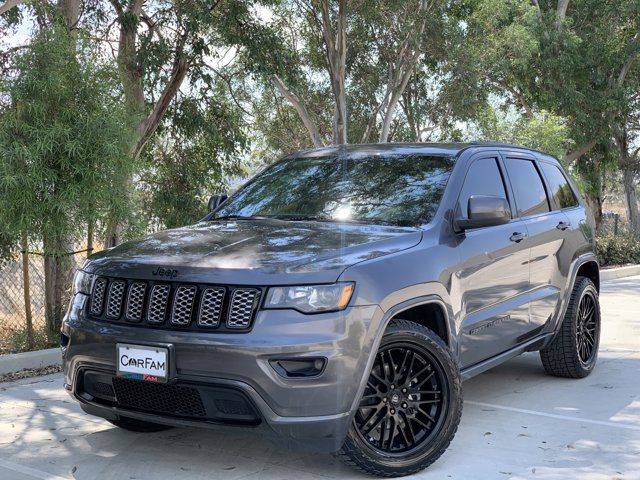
[[112, 377, 207, 418]]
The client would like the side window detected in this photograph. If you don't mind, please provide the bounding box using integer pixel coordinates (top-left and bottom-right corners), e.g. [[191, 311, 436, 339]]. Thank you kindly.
[[458, 158, 508, 218], [504, 158, 550, 217], [539, 162, 578, 209]]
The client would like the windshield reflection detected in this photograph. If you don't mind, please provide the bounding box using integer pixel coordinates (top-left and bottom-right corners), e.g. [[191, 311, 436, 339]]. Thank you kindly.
[[215, 154, 455, 226]]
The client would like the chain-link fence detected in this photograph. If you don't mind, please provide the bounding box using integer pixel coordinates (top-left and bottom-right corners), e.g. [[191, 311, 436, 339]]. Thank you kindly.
[[0, 246, 90, 354], [600, 212, 626, 235]]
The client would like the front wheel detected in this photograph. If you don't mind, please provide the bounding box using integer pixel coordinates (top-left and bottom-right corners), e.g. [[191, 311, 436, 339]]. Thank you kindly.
[[336, 319, 462, 477]]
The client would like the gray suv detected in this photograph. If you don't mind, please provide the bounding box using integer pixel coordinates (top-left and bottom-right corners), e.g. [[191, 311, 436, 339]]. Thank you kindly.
[[62, 143, 601, 477]]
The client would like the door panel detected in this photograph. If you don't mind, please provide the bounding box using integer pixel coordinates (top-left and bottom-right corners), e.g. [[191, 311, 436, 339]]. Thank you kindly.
[[456, 220, 532, 368], [523, 211, 567, 330]]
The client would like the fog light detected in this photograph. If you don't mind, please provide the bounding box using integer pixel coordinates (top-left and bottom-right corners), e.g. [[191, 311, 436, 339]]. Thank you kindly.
[[270, 358, 326, 378]]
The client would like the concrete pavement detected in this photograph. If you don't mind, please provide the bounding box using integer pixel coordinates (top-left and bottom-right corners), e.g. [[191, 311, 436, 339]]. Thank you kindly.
[[1, 276, 639, 480]]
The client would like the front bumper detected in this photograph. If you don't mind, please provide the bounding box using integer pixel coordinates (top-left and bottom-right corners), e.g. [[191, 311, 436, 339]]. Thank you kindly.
[[62, 294, 382, 452]]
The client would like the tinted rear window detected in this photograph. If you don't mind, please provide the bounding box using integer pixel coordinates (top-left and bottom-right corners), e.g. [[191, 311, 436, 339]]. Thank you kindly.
[[504, 158, 550, 217], [539, 162, 578, 209]]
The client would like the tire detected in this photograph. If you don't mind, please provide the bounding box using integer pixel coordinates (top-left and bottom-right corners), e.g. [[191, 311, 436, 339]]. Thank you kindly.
[[336, 319, 462, 477], [540, 276, 600, 378], [108, 416, 174, 433]]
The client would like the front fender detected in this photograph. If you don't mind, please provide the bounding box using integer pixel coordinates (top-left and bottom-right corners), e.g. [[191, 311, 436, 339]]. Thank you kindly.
[[346, 292, 456, 422]]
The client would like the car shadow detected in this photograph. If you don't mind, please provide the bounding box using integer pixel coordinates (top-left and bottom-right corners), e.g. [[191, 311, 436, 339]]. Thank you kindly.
[[0, 349, 638, 480]]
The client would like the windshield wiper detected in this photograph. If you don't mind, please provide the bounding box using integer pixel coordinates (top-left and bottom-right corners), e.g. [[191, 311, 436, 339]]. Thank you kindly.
[[210, 215, 265, 221], [271, 214, 384, 225], [271, 214, 339, 222]]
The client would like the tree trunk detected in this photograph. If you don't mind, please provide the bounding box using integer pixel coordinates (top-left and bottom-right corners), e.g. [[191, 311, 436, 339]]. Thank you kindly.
[[59, 0, 81, 31], [0, 0, 28, 16], [566, 140, 597, 166], [43, 233, 74, 341], [584, 193, 603, 233], [622, 165, 640, 233], [613, 128, 640, 234], [273, 75, 324, 147], [319, 0, 347, 144], [87, 221, 94, 255], [20, 232, 34, 351]]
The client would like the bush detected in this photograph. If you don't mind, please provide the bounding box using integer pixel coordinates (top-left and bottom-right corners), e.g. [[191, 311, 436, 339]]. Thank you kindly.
[[596, 232, 640, 267], [6, 327, 55, 354]]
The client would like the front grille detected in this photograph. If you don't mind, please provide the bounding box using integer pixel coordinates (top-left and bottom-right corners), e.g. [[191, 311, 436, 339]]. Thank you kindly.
[[228, 289, 260, 329], [198, 287, 225, 327], [147, 284, 170, 324], [81, 370, 261, 425], [92, 381, 115, 397], [90, 277, 107, 315], [107, 280, 126, 318], [171, 285, 197, 326], [112, 377, 207, 418], [125, 282, 146, 322], [88, 277, 261, 332]]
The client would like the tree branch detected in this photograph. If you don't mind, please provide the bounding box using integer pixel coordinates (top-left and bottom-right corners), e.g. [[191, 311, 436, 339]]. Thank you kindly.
[[556, 0, 569, 24], [494, 79, 533, 117], [133, 54, 190, 158], [566, 140, 597, 165], [273, 75, 324, 148], [617, 29, 639, 87], [0, 0, 27, 15]]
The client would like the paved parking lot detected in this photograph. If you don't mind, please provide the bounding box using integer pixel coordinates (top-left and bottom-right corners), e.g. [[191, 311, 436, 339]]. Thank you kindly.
[[1, 276, 639, 480]]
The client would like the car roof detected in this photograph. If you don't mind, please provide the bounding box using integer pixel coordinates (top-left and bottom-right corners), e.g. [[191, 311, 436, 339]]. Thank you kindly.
[[285, 142, 548, 159]]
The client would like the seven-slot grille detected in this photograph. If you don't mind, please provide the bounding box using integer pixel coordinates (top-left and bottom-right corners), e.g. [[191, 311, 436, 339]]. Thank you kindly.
[[88, 277, 261, 332]]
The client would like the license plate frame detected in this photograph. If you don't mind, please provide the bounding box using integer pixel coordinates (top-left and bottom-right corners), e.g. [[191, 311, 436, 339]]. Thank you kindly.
[[116, 343, 169, 383]]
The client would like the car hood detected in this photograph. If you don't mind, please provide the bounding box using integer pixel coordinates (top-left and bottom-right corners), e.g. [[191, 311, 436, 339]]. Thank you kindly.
[[85, 219, 423, 284]]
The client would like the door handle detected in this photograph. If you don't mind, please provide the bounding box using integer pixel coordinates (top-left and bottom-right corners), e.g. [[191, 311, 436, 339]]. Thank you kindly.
[[556, 221, 571, 231], [509, 232, 527, 243]]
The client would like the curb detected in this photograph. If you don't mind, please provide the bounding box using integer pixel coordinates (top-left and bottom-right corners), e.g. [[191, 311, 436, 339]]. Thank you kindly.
[[0, 348, 61, 376], [600, 264, 640, 282]]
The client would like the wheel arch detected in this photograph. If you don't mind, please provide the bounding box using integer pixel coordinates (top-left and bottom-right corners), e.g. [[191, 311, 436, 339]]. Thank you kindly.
[[576, 260, 600, 292], [386, 299, 451, 348], [348, 294, 457, 418], [545, 253, 600, 346]]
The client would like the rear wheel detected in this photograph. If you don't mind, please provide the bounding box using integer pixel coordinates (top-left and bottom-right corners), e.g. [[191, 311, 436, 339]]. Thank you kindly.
[[108, 416, 174, 433], [540, 276, 600, 378], [336, 319, 462, 477]]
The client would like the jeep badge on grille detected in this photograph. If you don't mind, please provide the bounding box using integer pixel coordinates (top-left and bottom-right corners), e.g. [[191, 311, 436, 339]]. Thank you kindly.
[[152, 267, 178, 278]]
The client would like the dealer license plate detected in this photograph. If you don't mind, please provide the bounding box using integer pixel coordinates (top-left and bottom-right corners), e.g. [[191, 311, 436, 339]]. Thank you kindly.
[[116, 344, 169, 383]]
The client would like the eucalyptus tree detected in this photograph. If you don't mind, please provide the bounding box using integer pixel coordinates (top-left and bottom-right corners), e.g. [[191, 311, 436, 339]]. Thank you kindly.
[[268, 0, 448, 148]]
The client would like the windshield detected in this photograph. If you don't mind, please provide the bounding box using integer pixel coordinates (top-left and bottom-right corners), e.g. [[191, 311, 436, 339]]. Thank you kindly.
[[214, 153, 455, 226]]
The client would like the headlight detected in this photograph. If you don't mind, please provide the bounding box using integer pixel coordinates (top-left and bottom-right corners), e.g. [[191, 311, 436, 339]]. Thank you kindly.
[[264, 282, 354, 313], [72, 270, 94, 295]]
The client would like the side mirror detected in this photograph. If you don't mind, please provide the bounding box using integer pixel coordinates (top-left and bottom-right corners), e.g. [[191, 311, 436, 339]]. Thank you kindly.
[[455, 195, 511, 231], [208, 194, 228, 213]]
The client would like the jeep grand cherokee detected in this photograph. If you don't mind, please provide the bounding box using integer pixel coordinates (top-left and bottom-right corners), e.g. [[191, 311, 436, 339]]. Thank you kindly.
[[62, 143, 600, 477]]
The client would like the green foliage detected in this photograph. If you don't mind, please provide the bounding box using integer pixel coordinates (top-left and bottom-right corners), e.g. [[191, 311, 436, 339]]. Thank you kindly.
[[0, 26, 135, 253], [8, 326, 55, 354], [596, 233, 640, 267], [468, 106, 572, 159], [139, 85, 248, 229]]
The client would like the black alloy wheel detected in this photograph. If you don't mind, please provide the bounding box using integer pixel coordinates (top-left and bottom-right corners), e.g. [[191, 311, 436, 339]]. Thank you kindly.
[[336, 320, 462, 477], [540, 276, 601, 378], [575, 290, 598, 365], [355, 343, 447, 455]]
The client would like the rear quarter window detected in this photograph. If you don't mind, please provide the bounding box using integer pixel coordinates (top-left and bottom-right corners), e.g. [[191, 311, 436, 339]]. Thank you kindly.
[[539, 162, 578, 209]]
